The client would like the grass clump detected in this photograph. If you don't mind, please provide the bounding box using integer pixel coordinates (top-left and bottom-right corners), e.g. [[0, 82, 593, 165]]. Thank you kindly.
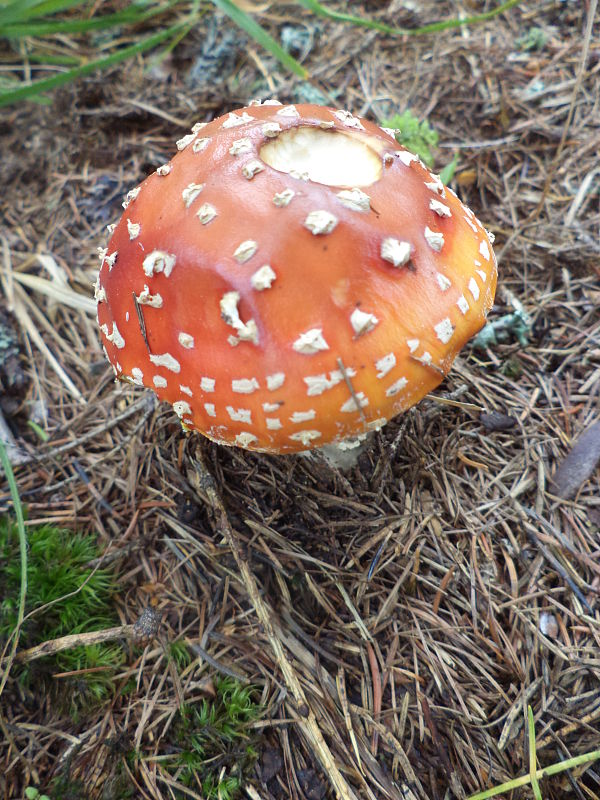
[[381, 109, 459, 184], [162, 676, 263, 799], [0, 517, 123, 717], [381, 109, 439, 167]]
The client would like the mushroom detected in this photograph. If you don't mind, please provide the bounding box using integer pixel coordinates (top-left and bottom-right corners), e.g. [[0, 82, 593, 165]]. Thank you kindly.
[[96, 102, 497, 454]]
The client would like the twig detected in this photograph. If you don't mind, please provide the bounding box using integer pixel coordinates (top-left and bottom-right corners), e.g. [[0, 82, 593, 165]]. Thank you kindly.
[[0, 608, 161, 669]]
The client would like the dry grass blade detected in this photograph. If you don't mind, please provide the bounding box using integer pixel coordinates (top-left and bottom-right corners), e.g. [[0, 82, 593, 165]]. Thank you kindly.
[[11, 272, 96, 315]]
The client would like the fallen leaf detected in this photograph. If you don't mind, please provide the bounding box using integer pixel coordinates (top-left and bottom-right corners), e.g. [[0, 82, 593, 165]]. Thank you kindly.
[[553, 421, 600, 499]]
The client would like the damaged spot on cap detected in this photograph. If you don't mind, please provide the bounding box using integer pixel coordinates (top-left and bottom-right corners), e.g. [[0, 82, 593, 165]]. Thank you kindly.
[[341, 392, 369, 413], [149, 352, 181, 373], [176, 133, 196, 151], [227, 406, 252, 423], [277, 105, 300, 118], [242, 160, 265, 179], [197, 203, 217, 225], [396, 150, 419, 167], [173, 400, 192, 419], [333, 109, 365, 130], [425, 175, 446, 197], [220, 291, 259, 345], [429, 199, 452, 218], [303, 368, 354, 396], [127, 219, 141, 240], [266, 372, 285, 391], [94, 282, 107, 303], [143, 250, 176, 278], [457, 295, 470, 315], [235, 432, 258, 447], [350, 308, 379, 336], [234, 240, 258, 263], [136, 285, 163, 308], [273, 188, 295, 207], [436, 273, 452, 292], [424, 227, 444, 252], [104, 322, 125, 349], [290, 410, 316, 423], [182, 183, 205, 208], [289, 430, 321, 447], [262, 122, 282, 138], [336, 188, 370, 212], [304, 210, 338, 235], [122, 187, 140, 208], [222, 111, 255, 128], [386, 377, 408, 396], [192, 137, 210, 153], [434, 318, 455, 344], [468, 278, 480, 301], [229, 138, 253, 156], [293, 328, 329, 354], [375, 353, 396, 378], [251, 265, 276, 291], [381, 237, 412, 267], [232, 378, 260, 394]]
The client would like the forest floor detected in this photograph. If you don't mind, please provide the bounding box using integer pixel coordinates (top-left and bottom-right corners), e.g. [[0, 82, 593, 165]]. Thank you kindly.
[[1, 1, 599, 799]]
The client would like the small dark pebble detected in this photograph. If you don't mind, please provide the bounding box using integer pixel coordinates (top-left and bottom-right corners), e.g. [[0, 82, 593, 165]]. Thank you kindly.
[[260, 747, 283, 783], [480, 411, 518, 432], [296, 769, 327, 800]]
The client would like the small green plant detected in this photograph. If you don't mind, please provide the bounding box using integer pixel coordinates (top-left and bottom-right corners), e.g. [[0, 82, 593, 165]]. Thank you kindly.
[[161, 677, 263, 799], [380, 110, 459, 185], [0, 517, 123, 717], [516, 26, 548, 51], [168, 639, 193, 670], [25, 788, 51, 800], [381, 109, 439, 167]]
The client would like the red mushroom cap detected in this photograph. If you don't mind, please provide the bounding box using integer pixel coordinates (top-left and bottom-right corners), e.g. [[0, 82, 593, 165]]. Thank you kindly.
[[96, 102, 497, 453]]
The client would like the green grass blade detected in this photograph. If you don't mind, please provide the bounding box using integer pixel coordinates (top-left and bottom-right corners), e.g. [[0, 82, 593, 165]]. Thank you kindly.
[[0, 440, 28, 699], [0, 0, 89, 27], [2, 1, 177, 37], [467, 747, 600, 799], [211, 0, 308, 78], [296, 0, 523, 36], [0, 18, 188, 107], [528, 706, 543, 800]]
